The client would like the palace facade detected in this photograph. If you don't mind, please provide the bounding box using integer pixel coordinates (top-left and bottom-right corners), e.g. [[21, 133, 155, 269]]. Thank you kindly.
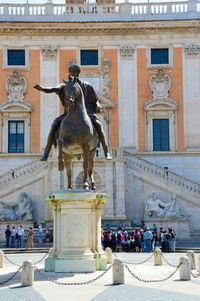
[[0, 0, 200, 240]]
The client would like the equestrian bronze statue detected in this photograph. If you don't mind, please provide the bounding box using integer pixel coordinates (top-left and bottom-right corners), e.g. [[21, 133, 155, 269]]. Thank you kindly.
[[34, 63, 112, 190]]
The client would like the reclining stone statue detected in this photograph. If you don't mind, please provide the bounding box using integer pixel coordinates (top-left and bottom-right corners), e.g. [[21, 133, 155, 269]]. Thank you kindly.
[[0, 192, 33, 221]]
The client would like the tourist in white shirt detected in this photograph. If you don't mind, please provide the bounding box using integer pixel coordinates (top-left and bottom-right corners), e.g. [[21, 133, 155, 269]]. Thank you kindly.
[[16, 225, 24, 248]]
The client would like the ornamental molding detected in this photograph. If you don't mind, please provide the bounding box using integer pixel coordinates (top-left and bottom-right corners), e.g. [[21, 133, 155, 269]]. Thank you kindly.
[[145, 98, 177, 111], [149, 69, 171, 101], [41, 45, 58, 58], [184, 43, 200, 55], [119, 44, 135, 58], [0, 21, 199, 35], [6, 71, 27, 103], [100, 58, 111, 98]]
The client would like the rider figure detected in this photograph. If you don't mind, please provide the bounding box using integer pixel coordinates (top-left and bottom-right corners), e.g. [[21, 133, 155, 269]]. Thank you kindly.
[[34, 63, 112, 161]]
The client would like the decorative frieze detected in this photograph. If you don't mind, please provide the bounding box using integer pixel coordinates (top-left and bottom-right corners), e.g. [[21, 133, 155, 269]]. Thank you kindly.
[[101, 59, 111, 98], [6, 71, 27, 102], [41, 45, 58, 58], [119, 44, 135, 58], [184, 43, 200, 55]]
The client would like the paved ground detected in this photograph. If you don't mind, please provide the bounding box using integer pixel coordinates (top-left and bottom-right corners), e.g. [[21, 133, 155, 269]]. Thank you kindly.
[[0, 252, 200, 301]]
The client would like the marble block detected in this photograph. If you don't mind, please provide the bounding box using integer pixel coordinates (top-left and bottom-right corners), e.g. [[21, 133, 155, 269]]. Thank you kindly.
[[44, 189, 108, 273]]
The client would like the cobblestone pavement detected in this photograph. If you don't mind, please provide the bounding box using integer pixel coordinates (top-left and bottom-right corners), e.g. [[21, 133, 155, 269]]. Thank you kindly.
[[0, 252, 200, 301]]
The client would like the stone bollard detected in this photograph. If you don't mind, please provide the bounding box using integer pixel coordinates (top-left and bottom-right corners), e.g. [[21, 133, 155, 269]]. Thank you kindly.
[[105, 247, 112, 264], [113, 258, 124, 285], [186, 250, 196, 270], [21, 260, 34, 287], [179, 257, 191, 281], [154, 247, 162, 266], [0, 251, 4, 268]]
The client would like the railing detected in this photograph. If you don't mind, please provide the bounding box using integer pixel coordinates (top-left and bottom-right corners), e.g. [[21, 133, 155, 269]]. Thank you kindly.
[[0, 1, 199, 22], [0, 160, 48, 189], [95, 147, 124, 158], [125, 152, 200, 195]]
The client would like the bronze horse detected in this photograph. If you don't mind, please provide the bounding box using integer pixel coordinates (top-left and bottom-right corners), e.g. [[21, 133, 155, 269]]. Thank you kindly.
[[57, 77, 98, 190]]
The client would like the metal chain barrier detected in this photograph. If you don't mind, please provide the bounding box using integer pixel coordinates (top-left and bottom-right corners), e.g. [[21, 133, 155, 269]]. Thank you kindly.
[[113, 251, 154, 265], [0, 266, 22, 286], [161, 253, 177, 267], [125, 263, 181, 283], [4, 254, 21, 267], [4, 253, 48, 267], [34, 264, 113, 285], [33, 253, 48, 265], [191, 270, 200, 278]]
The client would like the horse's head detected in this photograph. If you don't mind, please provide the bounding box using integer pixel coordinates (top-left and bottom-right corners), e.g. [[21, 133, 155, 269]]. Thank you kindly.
[[64, 77, 82, 109]]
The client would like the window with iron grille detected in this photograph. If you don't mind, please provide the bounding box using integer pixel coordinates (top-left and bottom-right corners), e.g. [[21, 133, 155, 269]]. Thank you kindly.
[[151, 48, 169, 65], [153, 119, 169, 151], [80, 50, 98, 66], [8, 121, 24, 153]]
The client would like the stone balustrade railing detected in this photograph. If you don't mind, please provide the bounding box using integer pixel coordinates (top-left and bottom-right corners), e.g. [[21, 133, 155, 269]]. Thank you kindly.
[[0, 0, 199, 22], [0, 160, 48, 189], [125, 153, 200, 195], [95, 146, 124, 158]]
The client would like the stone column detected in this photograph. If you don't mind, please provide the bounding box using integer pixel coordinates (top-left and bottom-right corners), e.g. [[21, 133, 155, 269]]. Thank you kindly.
[[115, 159, 127, 221]]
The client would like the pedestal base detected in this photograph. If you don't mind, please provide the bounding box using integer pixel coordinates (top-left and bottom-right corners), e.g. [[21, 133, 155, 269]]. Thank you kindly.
[[44, 190, 109, 273]]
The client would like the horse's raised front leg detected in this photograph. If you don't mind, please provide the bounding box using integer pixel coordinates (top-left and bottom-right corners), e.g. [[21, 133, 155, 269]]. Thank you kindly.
[[58, 138, 64, 171], [63, 154, 73, 189], [82, 143, 90, 190], [88, 149, 96, 190]]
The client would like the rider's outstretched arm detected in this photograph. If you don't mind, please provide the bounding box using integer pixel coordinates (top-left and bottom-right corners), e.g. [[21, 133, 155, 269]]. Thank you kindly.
[[33, 84, 61, 94]]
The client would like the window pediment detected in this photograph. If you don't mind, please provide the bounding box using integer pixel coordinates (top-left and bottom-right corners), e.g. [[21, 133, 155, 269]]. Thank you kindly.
[[0, 101, 32, 114], [145, 99, 177, 111]]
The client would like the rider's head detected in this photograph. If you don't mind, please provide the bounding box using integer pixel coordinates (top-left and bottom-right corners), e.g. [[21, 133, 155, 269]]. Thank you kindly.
[[68, 63, 81, 78]]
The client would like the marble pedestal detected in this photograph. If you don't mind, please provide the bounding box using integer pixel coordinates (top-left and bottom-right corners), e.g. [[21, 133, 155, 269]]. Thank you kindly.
[[144, 219, 190, 240], [44, 190, 108, 273]]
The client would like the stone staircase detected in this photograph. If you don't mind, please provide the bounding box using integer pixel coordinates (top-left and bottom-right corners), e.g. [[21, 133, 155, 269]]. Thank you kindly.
[[124, 152, 200, 207], [0, 160, 49, 198]]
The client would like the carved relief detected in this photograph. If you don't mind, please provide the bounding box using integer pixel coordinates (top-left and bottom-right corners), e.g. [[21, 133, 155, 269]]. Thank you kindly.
[[149, 69, 171, 100], [41, 45, 58, 58], [120, 44, 135, 58], [100, 58, 111, 98], [6, 71, 27, 102], [184, 43, 200, 55]]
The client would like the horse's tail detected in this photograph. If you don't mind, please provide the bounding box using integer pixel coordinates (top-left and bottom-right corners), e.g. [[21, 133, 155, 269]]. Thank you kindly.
[[58, 138, 64, 172]]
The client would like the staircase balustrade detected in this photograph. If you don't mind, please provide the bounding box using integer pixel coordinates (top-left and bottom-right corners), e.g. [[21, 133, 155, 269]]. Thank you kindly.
[[0, 160, 48, 189], [124, 151, 200, 195]]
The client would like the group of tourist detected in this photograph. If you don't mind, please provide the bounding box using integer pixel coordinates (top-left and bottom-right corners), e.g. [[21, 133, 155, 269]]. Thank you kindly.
[[101, 224, 176, 253], [4, 223, 51, 249]]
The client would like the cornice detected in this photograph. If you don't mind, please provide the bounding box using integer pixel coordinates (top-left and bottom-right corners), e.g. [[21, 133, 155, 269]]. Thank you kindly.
[[0, 20, 199, 35]]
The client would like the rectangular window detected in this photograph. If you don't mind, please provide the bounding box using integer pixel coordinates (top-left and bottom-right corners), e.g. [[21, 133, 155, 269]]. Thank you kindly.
[[153, 119, 169, 151], [80, 50, 98, 66], [8, 121, 24, 153], [151, 48, 169, 65], [7, 50, 25, 66]]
